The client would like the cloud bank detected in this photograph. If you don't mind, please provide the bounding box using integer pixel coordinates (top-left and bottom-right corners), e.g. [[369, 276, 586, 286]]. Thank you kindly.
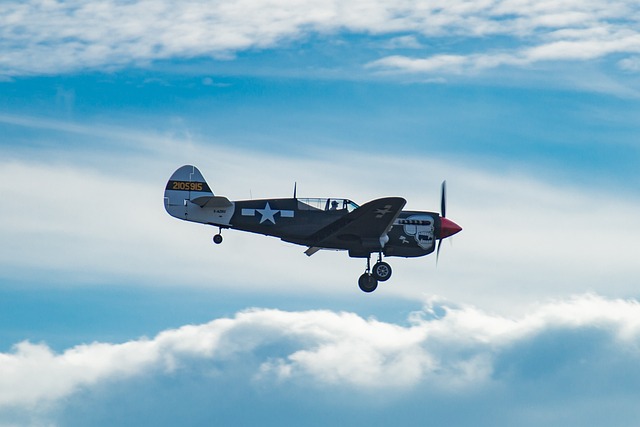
[[1, 0, 639, 76], [3, 294, 640, 425], [1, 126, 640, 309]]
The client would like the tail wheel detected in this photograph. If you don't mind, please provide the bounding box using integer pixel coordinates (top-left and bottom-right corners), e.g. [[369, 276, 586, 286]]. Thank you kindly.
[[372, 262, 392, 282], [213, 234, 223, 244], [358, 274, 378, 293]]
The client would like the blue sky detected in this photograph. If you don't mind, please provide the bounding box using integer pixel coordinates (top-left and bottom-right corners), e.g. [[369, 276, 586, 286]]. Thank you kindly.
[[2, 1, 640, 425]]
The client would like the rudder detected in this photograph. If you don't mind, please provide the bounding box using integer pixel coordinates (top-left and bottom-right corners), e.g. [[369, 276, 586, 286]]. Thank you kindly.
[[164, 165, 214, 219]]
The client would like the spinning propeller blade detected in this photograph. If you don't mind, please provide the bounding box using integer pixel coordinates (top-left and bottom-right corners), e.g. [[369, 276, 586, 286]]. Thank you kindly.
[[437, 180, 445, 264], [436, 180, 461, 265], [440, 180, 447, 219]]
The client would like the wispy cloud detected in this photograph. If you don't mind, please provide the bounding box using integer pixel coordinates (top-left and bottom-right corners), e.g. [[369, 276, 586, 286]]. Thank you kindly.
[[1, 117, 640, 309], [1, 0, 639, 76], [368, 25, 640, 74], [2, 294, 640, 423]]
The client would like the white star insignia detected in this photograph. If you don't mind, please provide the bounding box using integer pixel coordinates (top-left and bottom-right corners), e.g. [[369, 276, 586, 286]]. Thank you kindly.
[[256, 202, 278, 224]]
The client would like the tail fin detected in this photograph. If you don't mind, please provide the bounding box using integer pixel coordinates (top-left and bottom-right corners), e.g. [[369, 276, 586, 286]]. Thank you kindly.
[[164, 165, 234, 225], [164, 165, 215, 218]]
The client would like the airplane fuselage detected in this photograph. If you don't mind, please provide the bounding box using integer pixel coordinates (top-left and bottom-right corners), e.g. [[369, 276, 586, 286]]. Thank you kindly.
[[168, 195, 440, 258]]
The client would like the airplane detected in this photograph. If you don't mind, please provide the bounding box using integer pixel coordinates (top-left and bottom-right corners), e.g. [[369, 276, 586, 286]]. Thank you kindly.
[[164, 165, 462, 293]]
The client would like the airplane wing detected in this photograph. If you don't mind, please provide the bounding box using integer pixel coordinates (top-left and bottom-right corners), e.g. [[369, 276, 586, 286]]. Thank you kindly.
[[304, 197, 406, 256]]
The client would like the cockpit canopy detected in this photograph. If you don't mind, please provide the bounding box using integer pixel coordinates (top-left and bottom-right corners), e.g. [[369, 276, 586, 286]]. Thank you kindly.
[[297, 198, 359, 213]]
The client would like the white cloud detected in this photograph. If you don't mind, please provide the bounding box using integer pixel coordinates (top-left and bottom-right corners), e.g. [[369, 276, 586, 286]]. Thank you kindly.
[[2, 294, 640, 422], [1, 0, 639, 76], [619, 55, 640, 71], [379, 35, 424, 50], [1, 115, 640, 311], [368, 27, 640, 75], [367, 54, 474, 74]]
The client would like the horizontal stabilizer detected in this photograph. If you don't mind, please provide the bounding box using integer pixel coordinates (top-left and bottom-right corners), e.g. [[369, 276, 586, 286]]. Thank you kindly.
[[191, 196, 233, 208]]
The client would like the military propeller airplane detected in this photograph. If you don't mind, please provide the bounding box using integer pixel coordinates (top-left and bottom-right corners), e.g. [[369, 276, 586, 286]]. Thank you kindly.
[[164, 165, 462, 293]]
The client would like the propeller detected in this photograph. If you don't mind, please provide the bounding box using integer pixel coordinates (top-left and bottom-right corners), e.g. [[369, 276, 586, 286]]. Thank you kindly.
[[436, 180, 462, 264], [436, 180, 446, 264], [440, 179, 447, 219]]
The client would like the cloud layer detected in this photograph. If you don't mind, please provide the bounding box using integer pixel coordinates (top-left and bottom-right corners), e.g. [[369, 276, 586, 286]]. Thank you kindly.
[[1, 123, 640, 310], [1, 0, 639, 76], [3, 294, 640, 425]]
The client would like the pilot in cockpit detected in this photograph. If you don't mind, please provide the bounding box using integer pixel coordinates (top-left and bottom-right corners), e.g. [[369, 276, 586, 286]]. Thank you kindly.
[[330, 200, 339, 210]]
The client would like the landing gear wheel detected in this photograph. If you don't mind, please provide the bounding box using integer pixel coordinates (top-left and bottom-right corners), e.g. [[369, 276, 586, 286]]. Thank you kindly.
[[213, 234, 223, 244], [358, 274, 378, 293], [372, 262, 392, 282]]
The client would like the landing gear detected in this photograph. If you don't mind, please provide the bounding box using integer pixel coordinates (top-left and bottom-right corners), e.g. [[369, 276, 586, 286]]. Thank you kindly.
[[213, 228, 223, 244], [372, 261, 392, 282], [357, 253, 392, 293], [358, 273, 378, 293], [372, 253, 392, 281]]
